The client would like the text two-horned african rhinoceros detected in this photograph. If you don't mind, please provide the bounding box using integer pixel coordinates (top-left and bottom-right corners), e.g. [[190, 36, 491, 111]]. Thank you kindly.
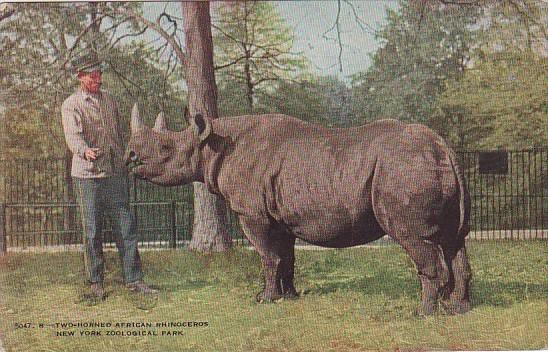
[[125, 105, 472, 315]]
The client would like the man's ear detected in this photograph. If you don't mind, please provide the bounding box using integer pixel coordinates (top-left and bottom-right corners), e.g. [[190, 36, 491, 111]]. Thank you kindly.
[[191, 113, 212, 142]]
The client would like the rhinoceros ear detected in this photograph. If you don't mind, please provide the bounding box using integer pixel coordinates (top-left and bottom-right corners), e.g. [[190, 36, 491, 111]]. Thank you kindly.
[[153, 111, 168, 132], [183, 106, 191, 124], [131, 103, 144, 134], [191, 113, 212, 142]]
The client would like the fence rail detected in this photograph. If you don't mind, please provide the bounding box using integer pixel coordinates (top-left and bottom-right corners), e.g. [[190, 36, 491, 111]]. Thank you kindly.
[[0, 148, 546, 253], [458, 149, 546, 239]]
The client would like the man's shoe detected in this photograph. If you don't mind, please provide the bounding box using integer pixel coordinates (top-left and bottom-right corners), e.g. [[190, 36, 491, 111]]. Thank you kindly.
[[90, 282, 106, 300], [126, 280, 158, 295]]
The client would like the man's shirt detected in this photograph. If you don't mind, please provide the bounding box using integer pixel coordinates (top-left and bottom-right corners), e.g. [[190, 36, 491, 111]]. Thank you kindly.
[[61, 88, 126, 178]]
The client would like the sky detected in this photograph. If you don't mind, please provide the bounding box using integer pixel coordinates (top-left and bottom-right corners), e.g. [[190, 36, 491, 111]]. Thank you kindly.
[[143, 1, 398, 82], [275, 1, 396, 80]]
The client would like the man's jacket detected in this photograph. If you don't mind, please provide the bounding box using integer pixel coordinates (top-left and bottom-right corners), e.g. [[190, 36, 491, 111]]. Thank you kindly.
[[61, 89, 126, 178]]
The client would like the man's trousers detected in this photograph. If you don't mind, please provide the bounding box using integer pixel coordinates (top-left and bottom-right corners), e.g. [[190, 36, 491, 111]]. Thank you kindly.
[[74, 176, 143, 284]]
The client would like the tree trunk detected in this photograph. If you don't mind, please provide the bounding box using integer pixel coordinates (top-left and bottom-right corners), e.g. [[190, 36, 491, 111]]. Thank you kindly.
[[181, 2, 232, 252], [243, 2, 254, 113], [89, 3, 99, 34], [244, 59, 254, 113]]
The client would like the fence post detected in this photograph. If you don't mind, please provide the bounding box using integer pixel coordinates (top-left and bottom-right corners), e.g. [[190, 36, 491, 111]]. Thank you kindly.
[[63, 152, 76, 240], [0, 203, 6, 256], [170, 201, 177, 249]]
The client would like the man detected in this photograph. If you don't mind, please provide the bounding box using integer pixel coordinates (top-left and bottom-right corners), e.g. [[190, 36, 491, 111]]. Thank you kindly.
[[61, 50, 157, 299]]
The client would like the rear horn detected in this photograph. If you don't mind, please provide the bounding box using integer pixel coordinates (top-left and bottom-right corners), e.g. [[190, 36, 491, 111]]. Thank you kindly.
[[153, 111, 168, 132]]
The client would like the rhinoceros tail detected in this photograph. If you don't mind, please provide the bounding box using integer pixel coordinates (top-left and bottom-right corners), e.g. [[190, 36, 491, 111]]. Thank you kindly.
[[447, 148, 471, 240]]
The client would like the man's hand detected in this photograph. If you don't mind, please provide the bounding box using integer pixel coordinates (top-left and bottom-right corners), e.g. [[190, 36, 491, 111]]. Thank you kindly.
[[84, 148, 102, 161]]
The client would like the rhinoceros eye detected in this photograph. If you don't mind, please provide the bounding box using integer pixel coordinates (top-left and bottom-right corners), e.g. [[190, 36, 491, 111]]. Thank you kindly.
[[129, 151, 139, 162], [160, 144, 171, 153]]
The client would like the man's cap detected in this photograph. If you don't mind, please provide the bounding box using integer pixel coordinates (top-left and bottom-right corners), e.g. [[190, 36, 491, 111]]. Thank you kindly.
[[69, 50, 105, 74]]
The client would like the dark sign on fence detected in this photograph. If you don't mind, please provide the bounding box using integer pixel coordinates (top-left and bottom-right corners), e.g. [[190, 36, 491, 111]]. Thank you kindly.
[[478, 151, 509, 174]]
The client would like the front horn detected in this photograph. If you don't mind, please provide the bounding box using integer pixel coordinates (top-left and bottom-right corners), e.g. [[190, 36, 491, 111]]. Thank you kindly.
[[131, 103, 144, 134]]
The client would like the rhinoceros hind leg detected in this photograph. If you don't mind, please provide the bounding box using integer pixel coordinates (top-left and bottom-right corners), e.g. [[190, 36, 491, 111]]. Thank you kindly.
[[441, 243, 472, 314], [396, 236, 450, 316]]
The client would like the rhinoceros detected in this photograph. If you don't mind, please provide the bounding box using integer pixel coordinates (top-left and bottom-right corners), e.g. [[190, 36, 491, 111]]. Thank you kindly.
[[125, 105, 472, 315]]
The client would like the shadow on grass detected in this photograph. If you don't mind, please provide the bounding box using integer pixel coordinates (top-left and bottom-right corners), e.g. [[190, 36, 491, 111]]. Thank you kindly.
[[305, 274, 418, 300], [304, 274, 546, 310], [299, 264, 546, 312], [154, 276, 212, 292], [144, 248, 262, 293], [472, 280, 547, 307]]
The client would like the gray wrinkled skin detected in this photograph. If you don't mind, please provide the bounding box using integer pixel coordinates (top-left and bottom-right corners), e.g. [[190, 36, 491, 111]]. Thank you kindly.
[[126, 105, 472, 315]]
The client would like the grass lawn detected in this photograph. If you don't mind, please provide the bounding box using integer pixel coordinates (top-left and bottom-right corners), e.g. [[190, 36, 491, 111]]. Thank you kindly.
[[0, 241, 546, 352]]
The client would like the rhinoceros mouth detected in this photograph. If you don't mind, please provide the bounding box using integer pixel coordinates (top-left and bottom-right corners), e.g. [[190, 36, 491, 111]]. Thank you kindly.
[[130, 164, 151, 181], [128, 161, 165, 182], [127, 160, 146, 175]]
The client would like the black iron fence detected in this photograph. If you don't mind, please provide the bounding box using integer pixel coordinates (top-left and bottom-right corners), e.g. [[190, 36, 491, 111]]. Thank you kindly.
[[0, 148, 546, 252], [458, 149, 546, 239], [0, 156, 242, 252]]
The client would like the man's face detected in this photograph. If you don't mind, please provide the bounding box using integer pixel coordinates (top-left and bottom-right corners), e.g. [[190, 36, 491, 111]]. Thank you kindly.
[[78, 70, 102, 93]]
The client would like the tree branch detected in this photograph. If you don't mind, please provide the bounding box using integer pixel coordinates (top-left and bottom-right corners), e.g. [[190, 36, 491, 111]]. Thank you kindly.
[[342, 0, 378, 35], [109, 24, 149, 49], [214, 55, 250, 70], [323, 0, 343, 72], [108, 61, 143, 97], [103, 7, 188, 66], [334, 1, 343, 73], [211, 23, 247, 51], [505, 0, 547, 42], [438, 0, 482, 5], [0, 4, 15, 22], [58, 13, 110, 70]]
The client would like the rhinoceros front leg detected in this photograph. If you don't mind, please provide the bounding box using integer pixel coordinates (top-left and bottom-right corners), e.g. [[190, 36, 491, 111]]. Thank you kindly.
[[239, 216, 296, 302]]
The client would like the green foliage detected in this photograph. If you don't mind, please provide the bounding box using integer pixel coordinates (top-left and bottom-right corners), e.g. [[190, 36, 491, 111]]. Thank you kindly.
[[257, 77, 327, 122], [439, 52, 547, 149], [350, 0, 546, 150], [478, 0, 546, 55], [351, 0, 480, 125], [259, 75, 358, 127], [104, 43, 187, 137], [435, 0, 547, 149], [0, 4, 127, 157], [213, 2, 306, 114], [216, 79, 249, 117]]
